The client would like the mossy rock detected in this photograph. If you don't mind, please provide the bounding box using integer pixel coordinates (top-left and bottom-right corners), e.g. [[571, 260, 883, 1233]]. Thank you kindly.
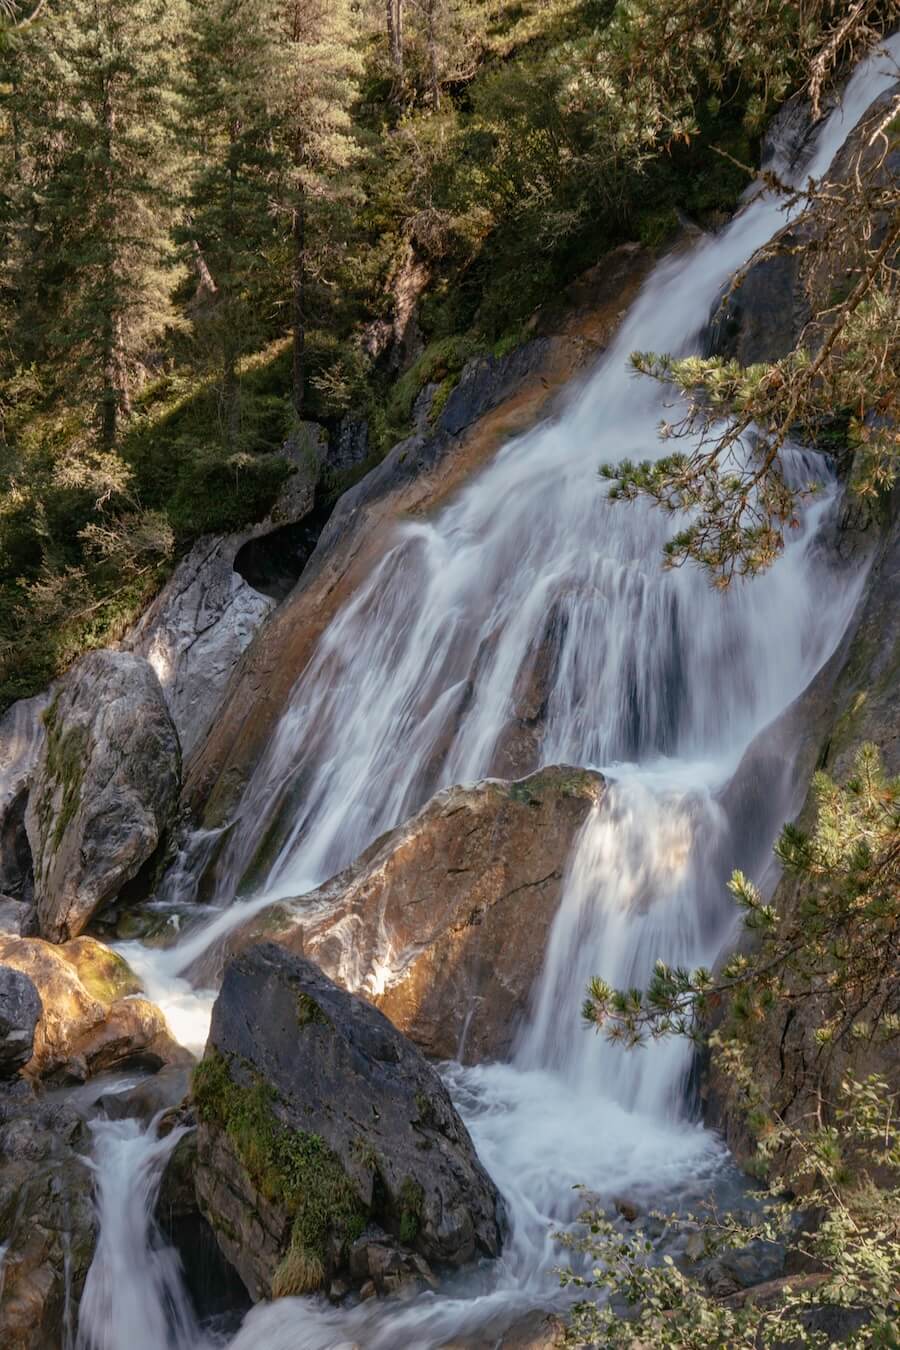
[[193, 1051, 366, 1292], [63, 937, 142, 1005]]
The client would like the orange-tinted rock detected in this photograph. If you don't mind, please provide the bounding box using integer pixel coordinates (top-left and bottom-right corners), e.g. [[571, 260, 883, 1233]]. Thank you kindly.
[[0, 934, 190, 1081], [210, 766, 603, 1063]]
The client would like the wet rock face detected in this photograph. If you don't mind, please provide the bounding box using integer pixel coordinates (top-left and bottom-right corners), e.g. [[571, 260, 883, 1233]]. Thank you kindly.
[[216, 766, 604, 1064], [0, 967, 41, 1078], [193, 944, 503, 1303], [25, 651, 180, 942], [0, 1082, 96, 1350], [0, 934, 188, 1082]]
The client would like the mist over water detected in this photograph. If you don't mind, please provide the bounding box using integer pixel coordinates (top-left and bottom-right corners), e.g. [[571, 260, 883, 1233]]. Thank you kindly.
[[76, 37, 900, 1350]]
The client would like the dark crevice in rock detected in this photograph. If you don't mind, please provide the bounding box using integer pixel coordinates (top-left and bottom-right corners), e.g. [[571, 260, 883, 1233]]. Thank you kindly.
[[233, 500, 334, 603], [0, 787, 34, 903]]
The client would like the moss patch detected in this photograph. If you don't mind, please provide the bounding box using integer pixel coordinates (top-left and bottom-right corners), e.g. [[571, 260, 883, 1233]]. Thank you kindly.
[[506, 767, 600, 806], [296, 992, 329, 1027], [64, 937, 142, 1005], [397, 1177, 424, 1245], [42, 694, 88, 850], [193, 1052, 366, 1291]]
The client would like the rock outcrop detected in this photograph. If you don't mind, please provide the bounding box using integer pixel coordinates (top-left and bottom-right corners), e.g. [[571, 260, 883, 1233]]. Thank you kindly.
[[193, 943, 503, 1302], [25, 651, 180, 941], [125, 536, 275, 761], [204, 765, 604, 1063], [0, 935, 188, 1081], [0, 967, 41, 1078], [0, 694, 48, 903], [183, 244, 654, 826], [0, 1083, 96, 1350]]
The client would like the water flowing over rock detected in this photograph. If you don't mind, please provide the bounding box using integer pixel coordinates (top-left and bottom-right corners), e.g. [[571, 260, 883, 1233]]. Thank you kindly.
[[25, 651, 180, 942], [183, 246, 654, 826], [0, 1083, 96, 1350], [213, 766, 604, 1063], [193, 944, 503, 1302], [66, 43, 900, 1350], [0, 966, 41, 1078], [0, 935, 188, 1082]]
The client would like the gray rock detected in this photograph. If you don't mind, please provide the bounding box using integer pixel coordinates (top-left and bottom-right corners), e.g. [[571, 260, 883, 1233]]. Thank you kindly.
[[194, 943, 503, 1302], [0, 694, 49, 900], [331, 418, 370, 476], [125, 537, 275, 760], [99, 1064, 192, 1123], [25, 652, 181, 942], [0, 897, 35, 937], [0, 1082, 96, 1348], [0, 967, 41, 1079]]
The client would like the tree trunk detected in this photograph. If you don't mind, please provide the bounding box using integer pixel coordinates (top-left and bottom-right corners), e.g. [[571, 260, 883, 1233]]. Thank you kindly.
[[426, 0, 440, 110], [387, 0, 403, 73], [100, 76, 127, 449], [221, 135, 240, 445], [291, 195, 306, 418]]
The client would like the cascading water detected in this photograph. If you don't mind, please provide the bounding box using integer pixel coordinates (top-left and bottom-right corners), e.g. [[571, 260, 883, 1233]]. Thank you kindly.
[[76, 1119, 203, 1350], [79, 36, 899, 1350]]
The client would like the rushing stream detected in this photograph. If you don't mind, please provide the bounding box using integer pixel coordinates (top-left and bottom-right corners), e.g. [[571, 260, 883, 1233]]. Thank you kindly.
[[77, 38, 899, 1350]]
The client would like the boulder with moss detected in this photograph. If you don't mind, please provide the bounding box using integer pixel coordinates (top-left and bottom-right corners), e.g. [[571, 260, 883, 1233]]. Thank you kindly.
[[0, 934, 189, 1081], [25, 651, 180, 942], [193, 943, 503, 1303], [206, 765, 604, 1063]]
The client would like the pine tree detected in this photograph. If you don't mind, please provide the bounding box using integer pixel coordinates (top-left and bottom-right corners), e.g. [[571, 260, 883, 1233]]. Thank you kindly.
[[273, 0, 362, 418], [7, 0, 187, 448], [182, 0, 283, 444]]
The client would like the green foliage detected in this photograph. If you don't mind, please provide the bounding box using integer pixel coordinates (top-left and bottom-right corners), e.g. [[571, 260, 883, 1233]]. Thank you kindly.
[[1, 0, 887, 704], [192, 1051, 367, 1288], [562, 1075, 900, 1347]]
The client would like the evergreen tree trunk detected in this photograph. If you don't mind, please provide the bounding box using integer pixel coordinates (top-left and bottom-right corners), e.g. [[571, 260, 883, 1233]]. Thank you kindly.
[[100, 75, 126, 449], [426, 0, 440, 110], [291, 193, 306, 418], [386, 0, 402, 73], [222, 135, 241, 444]]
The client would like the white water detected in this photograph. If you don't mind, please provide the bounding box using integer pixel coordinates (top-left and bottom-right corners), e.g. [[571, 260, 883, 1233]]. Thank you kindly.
[[77, 38, 899, 1350], [76, 1119, 203, 1350]]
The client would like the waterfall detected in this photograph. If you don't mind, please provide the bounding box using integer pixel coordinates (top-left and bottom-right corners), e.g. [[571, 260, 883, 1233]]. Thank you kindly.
[[76, 1119, 204, 1350], [78, 36, 900, 1350]]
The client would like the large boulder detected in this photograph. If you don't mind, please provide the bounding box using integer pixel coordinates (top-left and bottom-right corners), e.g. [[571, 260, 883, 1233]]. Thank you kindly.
[[193, 944, 504, 1302], [0, 1083, 96, 1350], [0, 967, 41, 1078], [204, 765, 604, 1063], [25, 651, 180, 941], [0, 934, 189, 1082]]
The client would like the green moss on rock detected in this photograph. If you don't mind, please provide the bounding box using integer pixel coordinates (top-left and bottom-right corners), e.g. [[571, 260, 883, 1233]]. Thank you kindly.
[[193, 1052, 366, 1291], [65, 938, 142, 1005], [41, 693, 88, 850], [506, 766, 601, 806]]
